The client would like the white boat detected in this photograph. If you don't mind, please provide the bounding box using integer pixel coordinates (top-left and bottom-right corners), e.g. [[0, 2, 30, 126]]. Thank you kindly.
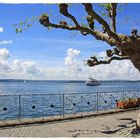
[[85, 78, 100, 86]]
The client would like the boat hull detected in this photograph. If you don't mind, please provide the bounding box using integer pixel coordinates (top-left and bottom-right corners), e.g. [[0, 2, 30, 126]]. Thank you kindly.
[[86, 82, 100, 86]]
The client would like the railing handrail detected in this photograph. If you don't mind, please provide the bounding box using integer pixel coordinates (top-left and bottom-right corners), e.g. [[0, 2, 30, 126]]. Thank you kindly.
[[0, 90, 139, 96]]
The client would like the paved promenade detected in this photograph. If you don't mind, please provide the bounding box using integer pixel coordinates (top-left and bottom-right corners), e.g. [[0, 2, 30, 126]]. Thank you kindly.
[[0, 109, 140, 137]]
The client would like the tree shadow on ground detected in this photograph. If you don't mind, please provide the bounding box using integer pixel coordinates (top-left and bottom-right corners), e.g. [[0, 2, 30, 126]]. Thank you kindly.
[[101, 127, 122, 134], [101, 118, 136, 134], [131, 128, 140, 134], [118, 118, 133, 121]]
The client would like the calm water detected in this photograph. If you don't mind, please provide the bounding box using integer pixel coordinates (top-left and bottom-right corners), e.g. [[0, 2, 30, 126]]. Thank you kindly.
[[0, 81, 139, 95], [0, 80, 139, 120]]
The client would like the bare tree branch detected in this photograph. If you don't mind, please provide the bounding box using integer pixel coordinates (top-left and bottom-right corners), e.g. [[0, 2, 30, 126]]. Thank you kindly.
[[82, 3, 119, 41], [87, 56, 129, 67], [39, 14, 118, 46], [59, 4, 80, 27], [41, 16, 118, 47], [106, 47, 128, 57], [40, 4, 119, 46], [86, 15, 94, 30], [87, 47, 129, 67], [110, 3, 117, 33], [39, 14, 78, 31]]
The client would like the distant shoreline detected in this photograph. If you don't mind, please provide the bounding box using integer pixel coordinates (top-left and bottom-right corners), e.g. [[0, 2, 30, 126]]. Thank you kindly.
[[0, 79, 139, 83]]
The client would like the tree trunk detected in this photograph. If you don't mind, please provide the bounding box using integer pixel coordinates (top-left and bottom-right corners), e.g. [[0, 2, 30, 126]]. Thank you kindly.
[[130, 54, 140, 72], [128, 50, 140, 130], [118, 36, 140, 130], [126, 53, 140, 130], [118, 35, 140, 72]]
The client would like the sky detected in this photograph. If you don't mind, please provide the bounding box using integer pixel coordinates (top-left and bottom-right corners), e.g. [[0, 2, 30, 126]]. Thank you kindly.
[[0, 3, 140, 80]]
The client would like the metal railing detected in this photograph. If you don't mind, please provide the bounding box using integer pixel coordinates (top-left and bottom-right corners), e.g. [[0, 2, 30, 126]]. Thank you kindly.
[[0, 90, 140, 121]]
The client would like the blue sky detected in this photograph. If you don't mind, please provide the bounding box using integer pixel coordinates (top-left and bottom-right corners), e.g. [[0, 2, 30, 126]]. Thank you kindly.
[[0, 3, 140, 80]]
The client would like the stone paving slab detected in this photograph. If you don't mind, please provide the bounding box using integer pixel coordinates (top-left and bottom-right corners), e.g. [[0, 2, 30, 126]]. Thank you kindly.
[[0, 109, 139, 137]]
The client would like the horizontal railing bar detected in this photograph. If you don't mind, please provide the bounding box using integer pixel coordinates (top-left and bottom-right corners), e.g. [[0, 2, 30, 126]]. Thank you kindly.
[[0, 93, 64, 96], [0, 90, 139, 97]]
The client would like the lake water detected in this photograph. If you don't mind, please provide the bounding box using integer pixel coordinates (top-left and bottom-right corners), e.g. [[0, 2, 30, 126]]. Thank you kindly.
[[0, 80, 139, 120], [0, 80, 140, 95]]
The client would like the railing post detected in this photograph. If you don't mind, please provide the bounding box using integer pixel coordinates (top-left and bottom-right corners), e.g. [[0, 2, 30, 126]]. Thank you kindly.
[[18, 95, 21, 121], [59, 95, 62, 117], [42, 95, 44, 117], [111, 94, 113, 109], [122, 92, 124, 100], [80, 96, 83, 113], [97, 93, 99, 114], [62, 94, 65, 117]]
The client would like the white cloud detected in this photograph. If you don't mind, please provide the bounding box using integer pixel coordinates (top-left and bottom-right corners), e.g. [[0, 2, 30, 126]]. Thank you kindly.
[[12, 59, 41, 76], [0, 48, 139, 80], [12, 59, 23, 72], [37, 60, 140, 80], [0, 27, 4, 33], [22, 61, 41, 74], [0, 49, 42, 79], [64, 49, 140, 80], [0, 61, 11, 71], [82, 60, 140, 80], [96, 51, 107, 58], [65, 48, 80, 66], [0, 48, 10, 60], [0, 40, 13, 45]]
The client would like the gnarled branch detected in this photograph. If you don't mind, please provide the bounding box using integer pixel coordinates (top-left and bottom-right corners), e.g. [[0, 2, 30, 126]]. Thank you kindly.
[[87, 47, 129, 67], [82, 3, 119, 41], [39, 14, 117, 46], [59, 4, 80, 27], [87, 56, 129, 67], [106, 47, 127, 57], [39, 4, 120, 47], [86, 15, 94, 30], [39, 14, 78, 31], [110, 3, 117, 33]]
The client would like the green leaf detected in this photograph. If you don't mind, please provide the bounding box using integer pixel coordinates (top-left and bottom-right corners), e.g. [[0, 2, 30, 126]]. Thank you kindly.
[[20, 21, 23, 25], [81, 15, 86, 20], [16, 28, 19, 33], [13, 24, 17, 27], [27, 24, 32, 27], [26, 18, 30, 22], [101, 12, 107, 17], [47, 26, 52, 30], [99, 3, 104, 7], [94, 26, 99, 30], [125, 16, 130, 22], [19, 28, 22, 33], [81, 23, 87, 28]]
